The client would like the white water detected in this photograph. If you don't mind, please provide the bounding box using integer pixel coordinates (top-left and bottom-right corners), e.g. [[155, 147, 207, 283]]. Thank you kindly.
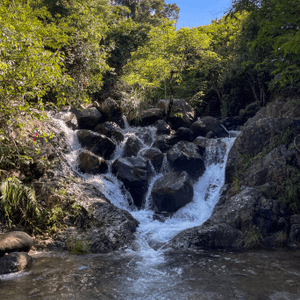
[[54, 114, 237, 254]]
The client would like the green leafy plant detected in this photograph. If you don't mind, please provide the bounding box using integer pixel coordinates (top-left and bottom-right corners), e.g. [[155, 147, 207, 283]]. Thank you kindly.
[[67, 236, 91, 255], [243, 226, 264, 248], [0, 176, 41, 232], [275, 231, 287, 247]]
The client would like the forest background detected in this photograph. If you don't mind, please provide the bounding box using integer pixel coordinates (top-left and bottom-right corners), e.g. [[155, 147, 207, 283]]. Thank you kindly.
[[0, 0, 300, 184]]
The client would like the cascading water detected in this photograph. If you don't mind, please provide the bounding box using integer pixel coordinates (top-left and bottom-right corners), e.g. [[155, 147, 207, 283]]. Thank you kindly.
[[54, 114, 238, 250]]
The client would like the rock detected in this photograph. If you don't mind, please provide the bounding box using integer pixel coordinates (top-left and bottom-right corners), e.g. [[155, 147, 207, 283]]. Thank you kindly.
[[168, 99, 196, 130], [168, 221, 243, 250], [155, 120, 171, 135], [243, 145, 298, 187], [94, 121, 124, 143], [167, 141, 205, 180], [190, 116, 229, 139], [77, 130, 116, 159], [151, 171, 194, 213], [140, 148, 164, 172], [156, 99, 169, 115], [87, 201, 139, 253], [71, 107, 103, 130], [112, 157, 153, 208], [123, 136, 143, 157], [140, 108, 164, 126], [225, 118, 300, 184], [0, 231, 34, 257], [77, 150, 108, 175], [175, 127, 194, 142], [288, 224, 300, 248], [152, 134, 179, 153], [0, 252, 33, 274], [64, 112, 78, 130], [221, 117, 242, 131], [98, 97, 123, 127]]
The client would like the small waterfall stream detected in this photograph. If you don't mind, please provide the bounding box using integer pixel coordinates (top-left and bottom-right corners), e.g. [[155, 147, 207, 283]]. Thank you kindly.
[[1, 114, 300, 300]]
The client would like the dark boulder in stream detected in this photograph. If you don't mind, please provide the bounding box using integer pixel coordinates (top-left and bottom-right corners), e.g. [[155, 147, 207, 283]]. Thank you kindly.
[[94, 121, 124, 143], [77, 150, 108, 175], [0, 252, 34, 275], [140, 147, 164, 172], [151, 171, 194, 213], [112, 157, 153, 208], [167, 141, 205, 180], [77, 129, 116, 159], [71, 107, 103, 130], [123, 136, 143, 157]]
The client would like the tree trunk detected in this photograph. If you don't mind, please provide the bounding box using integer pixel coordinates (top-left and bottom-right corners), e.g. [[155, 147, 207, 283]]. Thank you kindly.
[[166, 71, 175, 122]]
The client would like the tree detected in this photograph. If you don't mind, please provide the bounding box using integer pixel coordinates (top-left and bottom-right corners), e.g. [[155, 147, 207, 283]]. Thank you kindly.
[[122, 20, 211, 119]]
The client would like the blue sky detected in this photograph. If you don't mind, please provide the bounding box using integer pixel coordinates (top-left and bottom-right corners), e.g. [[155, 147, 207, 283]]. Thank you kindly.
[[166, 0, 233, 28]]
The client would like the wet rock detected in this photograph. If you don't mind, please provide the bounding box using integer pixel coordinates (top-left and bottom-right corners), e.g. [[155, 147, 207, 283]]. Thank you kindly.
[[77, 150, 108, 175], [140, 108, 164, 126], [0, 231, 34, 257], [155, 120, 171, 135], [288, 224, 300, 248], [98, 97, 123, 127], [190, 116, 229, 139], [151, 171, 193, 213], [77, 130, 116, 160], [87, 201, 139, 253], [140, 148, 164, 172], [168, 99, 196, 130], [64, 112, 78, 130], [243, 145, 298, 187], [123, 136, 143, 157], [112, 157, 153, 208], [71, 107, 103, 130], [221, 116, 242, 131], [167, 141, 205, 180], [152, 134, 179, 153], [175, 127, 194, 142], [0, 252, 33, 274], [94, 122, 124, 143]]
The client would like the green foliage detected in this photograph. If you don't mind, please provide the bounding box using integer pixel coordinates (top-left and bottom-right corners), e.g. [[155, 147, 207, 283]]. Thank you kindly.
[[0, 177, 41, 232], [67, 236, 91, 255], [243, 226, 264, 248], [278, 168, 300, 213], [275, 231, 287, 246]]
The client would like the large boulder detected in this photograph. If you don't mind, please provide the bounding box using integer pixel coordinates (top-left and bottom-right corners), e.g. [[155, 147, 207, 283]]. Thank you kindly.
[[112, 157, 153, 208], [123, 136, 143, 157], [77, 150, 108, 175], [175, 127, 194, 142], [225, 118, 300, 184], [158, 99, 195, 130], [152, 134, 179, 153], [140, 108, 164, 126], [155, 120, 171, 135], [98, 97, 123, 127], [94, 121, 124, 143], [140, 147, 164, 172], [77, 130, 116, 160], [167, 141, 205, 180], [0, 231, 34, 257], [151, 171, 194, 213], [169, 186, 288, 250], [190, 116, 229, 139], [71, 107, 102, 130], [0, 252, 33, 275]]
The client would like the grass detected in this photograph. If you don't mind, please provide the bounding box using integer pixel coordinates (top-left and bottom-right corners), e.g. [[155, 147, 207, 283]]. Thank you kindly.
[[243, 226, 264, 249], [67, 236, 91, 255]]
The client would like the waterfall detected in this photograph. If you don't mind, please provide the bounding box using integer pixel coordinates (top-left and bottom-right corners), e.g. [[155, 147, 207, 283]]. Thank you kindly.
[[53, 115, 237, 249]]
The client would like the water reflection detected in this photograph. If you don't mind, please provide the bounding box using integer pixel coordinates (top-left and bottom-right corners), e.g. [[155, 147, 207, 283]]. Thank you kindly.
[[1, 249, 300, 300]]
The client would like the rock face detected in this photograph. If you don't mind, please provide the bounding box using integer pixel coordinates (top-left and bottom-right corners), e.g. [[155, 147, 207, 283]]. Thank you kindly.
[[151, 171, 194, 213], [123, 136, 143, 157], [77, 130, 116, 159], [94, 121, 124, 143], [98, 97, 123, 127], [169, 99, 196, 130], [167, 141, 205, 180], [140, 108, 164, 126], [77, 150, 108, 175], [0, 231, 34, 257], [72, 107, 102, 130], [0, 252, 33, 275], [112, 157, 153, 208], [86, 201, 139, 253], [190, 116, 229, 139], [140, 148, 164, 172], [155, 120, 171, 135]]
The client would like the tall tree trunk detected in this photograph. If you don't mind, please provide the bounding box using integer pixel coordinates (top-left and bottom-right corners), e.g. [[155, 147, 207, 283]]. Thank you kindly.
[[166, 71, 175, 122]]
